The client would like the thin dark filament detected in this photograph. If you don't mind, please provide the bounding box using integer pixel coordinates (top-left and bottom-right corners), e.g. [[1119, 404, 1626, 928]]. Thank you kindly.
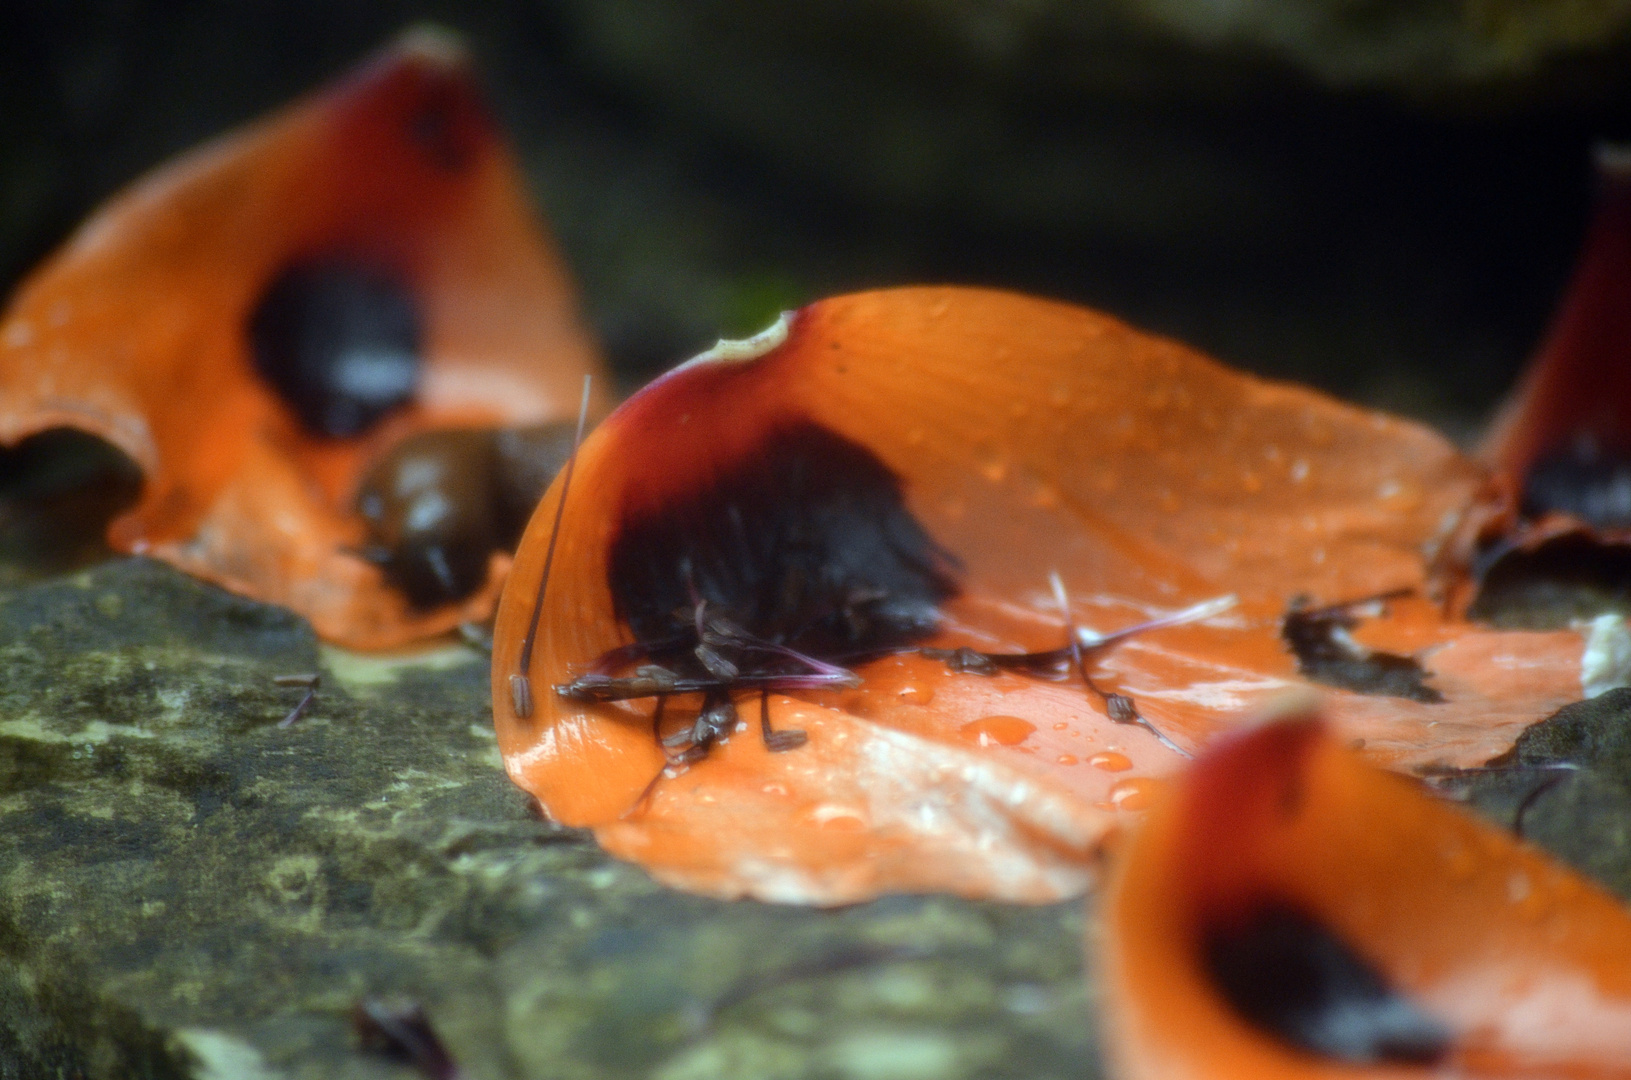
[[563, 662, 860, 702], [918, 579, 1233, 758], [1512, 771, 1571, 839], [1052, 572, 1194, 758], [1291, 587, 1414, 621], [623, 696, 674, 819], [511, 374, 592, 718], [1418, 761, 1579, 839], [274, 673, 321, 728]]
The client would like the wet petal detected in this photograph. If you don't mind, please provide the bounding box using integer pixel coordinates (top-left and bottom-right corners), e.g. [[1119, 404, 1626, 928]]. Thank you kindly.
[[493, 288, 1578, 903], [1102, 712, 1631, 1078], [0, 31, 605, 648]]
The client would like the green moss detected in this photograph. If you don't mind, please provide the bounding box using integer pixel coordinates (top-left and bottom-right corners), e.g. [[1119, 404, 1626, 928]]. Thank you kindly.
[[0, 559, 1097, 1078]]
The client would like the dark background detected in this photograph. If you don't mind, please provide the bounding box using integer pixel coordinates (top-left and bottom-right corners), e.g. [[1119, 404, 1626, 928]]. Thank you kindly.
[[5, 0, 1631, 437]]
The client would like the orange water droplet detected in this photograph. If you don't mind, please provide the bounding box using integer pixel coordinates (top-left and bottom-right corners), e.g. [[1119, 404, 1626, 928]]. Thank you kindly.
[[959, 715, 1036, 747], [1089, 751, 1133, 772], [1052, 722, 1069, 731], [1107, 777, 1163, 811], [1507, 870, 1550, 921], [1056, 754, 1078, 766], [897, 685, 933, 706], [805, 804, 868, 831], [1444, 844, 1478, 883], [1028, 481, 1061, 509]]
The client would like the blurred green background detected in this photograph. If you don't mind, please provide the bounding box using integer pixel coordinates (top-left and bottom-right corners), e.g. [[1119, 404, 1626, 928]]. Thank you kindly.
[[4, 0, 1631, 435]]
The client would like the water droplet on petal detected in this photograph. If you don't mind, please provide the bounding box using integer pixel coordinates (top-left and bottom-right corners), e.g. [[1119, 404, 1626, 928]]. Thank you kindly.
[[897, 685, 933, 706], [1107, 776, 1163, 811], [1089, 751, 1133, 772], [1508, 870, 1550, 921], [807, 804, 868, 830], [959, 715, 1036, 747], [1444, 844, 1478, 882]]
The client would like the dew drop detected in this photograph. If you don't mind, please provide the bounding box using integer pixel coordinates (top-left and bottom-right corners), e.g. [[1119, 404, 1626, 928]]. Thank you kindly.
[[807, 804, 868, 831], [1508, 871, 1550, 921], [1108, 776, 1163, 811], [1089, 751, 1133, 772], [1052, 722, 1069, 731], [1056, 754, 1078, 766], [1028, 481, 1061, 509], [1444, 845, 1478, 883], [975, 445, 1008, 483], [897, 685, 933, 706], [959, 715, 1037, 747]]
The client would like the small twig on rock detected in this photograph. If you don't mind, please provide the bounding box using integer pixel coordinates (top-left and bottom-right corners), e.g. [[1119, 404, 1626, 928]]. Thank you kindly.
[[353, 996, 465, 1080], [273, 673, 320, 727]]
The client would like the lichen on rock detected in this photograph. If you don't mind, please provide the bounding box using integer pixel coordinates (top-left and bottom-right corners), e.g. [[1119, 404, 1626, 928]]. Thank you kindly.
[[0, 558, 1096, 1078]]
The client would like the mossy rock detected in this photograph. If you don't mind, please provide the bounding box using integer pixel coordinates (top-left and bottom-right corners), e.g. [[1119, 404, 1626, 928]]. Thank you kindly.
[[0, 558, 1094, 1079]]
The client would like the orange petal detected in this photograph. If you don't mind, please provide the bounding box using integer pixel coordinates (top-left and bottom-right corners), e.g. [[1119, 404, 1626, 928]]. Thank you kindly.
[[1101, 710, 1631, 1078], [492, 287, 1579, 904], [0, 31, 607, 648], [1483, 152, 1631, 519]]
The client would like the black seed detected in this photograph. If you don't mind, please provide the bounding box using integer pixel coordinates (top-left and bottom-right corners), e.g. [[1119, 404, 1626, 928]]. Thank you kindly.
[[607, 421, 959, 656], [1204, 902, 1451, 1065], [492, 421, 579, 546], [354, 429, 498, 608], [249, 260, 422, 438], [354, 422, 582, 609]]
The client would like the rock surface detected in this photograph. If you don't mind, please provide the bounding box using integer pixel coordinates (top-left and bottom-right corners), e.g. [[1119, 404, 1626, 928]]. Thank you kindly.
[[1461, 687, 1631, 899], [0, 559, 1094, 1079]]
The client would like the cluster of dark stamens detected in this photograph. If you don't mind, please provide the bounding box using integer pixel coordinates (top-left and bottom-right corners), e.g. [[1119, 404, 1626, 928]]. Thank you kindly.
[[554, 580, 1232, 789], [559, 600, 862, 765]]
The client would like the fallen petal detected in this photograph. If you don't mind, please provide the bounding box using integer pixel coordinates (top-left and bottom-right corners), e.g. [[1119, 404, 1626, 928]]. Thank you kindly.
[[1101, 711, 1631, 1078], [0, 31, 606, 648], [492, 288, 1573, 903]]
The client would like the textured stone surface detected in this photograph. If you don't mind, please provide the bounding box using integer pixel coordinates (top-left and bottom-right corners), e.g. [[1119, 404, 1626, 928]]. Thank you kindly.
[[0, 559, 1094, 1079], [1461, 687, 1631, 899]]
